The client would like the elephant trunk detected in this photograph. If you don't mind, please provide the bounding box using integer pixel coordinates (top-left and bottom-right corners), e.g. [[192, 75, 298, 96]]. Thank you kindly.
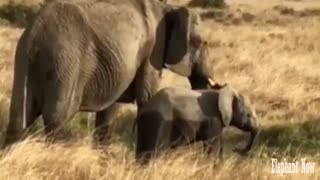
[[188, 65, 212, 90], [244, 126, 258, 151], [233, 117, 258, 154]]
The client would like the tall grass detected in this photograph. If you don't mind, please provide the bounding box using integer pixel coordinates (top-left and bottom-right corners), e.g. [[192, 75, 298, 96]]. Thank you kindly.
[[0, 0, 319, 179]]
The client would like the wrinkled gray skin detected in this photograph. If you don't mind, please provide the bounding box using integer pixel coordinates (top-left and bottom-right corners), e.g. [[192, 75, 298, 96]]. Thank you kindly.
[[135, 85, 258, 164], [4, 0, 214, 147]]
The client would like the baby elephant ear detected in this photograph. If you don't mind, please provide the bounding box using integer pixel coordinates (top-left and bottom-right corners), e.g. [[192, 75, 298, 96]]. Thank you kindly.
[[218, 86, 235, 126]]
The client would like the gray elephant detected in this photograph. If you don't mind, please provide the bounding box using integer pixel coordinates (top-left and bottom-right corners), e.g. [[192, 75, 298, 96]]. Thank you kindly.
[[4, 0, 215, 147], [135, 84, 258, 164]]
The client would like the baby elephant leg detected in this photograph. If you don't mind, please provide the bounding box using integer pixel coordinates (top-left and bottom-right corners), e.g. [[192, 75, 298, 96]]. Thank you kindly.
[[135, 110, 165, 164], [204, 134, 223, 159], [203, 119, 223, 160]]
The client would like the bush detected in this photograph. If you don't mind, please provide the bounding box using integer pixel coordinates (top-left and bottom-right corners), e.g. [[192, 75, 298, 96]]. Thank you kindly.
[[0, 2, 38, 27], [188, 0, 227, 8]]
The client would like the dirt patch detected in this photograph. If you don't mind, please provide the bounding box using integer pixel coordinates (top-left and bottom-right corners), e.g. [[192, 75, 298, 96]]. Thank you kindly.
[[0, 2, 40, 27], [200, 4, 320, 26], [273, 4, 320, 18], [200, 6, 258, 26]]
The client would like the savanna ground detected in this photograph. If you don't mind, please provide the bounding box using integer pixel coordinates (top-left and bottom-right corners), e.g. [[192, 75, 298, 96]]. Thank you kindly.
[[0, 0, 319, 179]]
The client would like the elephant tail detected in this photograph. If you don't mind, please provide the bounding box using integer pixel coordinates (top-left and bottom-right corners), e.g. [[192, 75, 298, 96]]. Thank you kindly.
[[4, 31, 30, 147]]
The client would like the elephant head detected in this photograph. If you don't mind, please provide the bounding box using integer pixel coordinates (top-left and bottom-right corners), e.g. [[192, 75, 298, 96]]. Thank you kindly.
[[188, 40, 215, 89], [218, 85, 258, 153], [163, 7, 213, 88]]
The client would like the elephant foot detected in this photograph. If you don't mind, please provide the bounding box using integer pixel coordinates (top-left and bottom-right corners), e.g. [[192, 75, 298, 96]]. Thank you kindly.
[[135, 152, 153, 166], [232, 148, 249, 156], [92, 141, 110, 150], [2, 132, 24, 150], [92, 130, 112, 148], [206, 152, 223, 165], [44, 129, 71, 144], [2, 139, 16, 150], [93, 105, 119, 148]]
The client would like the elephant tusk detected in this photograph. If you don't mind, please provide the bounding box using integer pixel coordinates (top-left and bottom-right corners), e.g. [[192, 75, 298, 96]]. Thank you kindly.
[[207, 78, 228, 89], [208, 78, 216, 87]]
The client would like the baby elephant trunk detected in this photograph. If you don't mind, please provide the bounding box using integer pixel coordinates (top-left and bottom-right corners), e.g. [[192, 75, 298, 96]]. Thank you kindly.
[[244, 125, 258, 152], [234, 117, 258, 154]]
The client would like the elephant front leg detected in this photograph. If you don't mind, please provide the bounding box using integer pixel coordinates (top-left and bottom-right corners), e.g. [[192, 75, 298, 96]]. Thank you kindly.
[[41, 84, 80, 143], [93, 103, 121, 147], [203, 120, 223, 162], [204, 135, 223, 160]]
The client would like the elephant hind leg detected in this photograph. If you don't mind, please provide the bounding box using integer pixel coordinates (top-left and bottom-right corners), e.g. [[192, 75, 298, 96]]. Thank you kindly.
[[203, 119, 223, 161], [204, 135, 223, 159], [93, 103, 122, 147]]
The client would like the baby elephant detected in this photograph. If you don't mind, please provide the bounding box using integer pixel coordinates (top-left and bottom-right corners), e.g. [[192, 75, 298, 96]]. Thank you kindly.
[[135, 84, 258, 164]]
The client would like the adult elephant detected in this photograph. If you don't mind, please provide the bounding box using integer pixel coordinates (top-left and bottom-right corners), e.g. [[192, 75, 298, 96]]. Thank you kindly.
[[4, 0, 214, 147]]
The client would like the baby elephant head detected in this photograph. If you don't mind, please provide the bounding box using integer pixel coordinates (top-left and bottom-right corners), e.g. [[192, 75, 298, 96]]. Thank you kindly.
[[218, 85, 258, 154]]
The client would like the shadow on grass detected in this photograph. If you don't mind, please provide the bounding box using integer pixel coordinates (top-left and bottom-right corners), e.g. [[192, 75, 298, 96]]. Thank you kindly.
[[255, 119, 320, 157], [188, 0, 227, 9], [225, 117, 320, 160], [0, 3, 39, 27]]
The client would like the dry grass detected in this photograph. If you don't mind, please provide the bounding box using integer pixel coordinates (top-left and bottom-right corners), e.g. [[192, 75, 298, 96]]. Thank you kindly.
[[0, 0, 319, 179]]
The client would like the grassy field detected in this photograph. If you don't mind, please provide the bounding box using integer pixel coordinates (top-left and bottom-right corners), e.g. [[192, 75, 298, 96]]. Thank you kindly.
[[0, 0, 320, 179]]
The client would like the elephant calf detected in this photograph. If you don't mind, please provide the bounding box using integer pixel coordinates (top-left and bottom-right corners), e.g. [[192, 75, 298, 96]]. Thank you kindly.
[[135, 84, 258, 163]]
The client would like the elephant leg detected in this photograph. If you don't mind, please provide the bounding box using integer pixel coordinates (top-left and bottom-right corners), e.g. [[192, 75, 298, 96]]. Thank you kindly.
[[204, 135, 223, 159], [41, 86, 80, 142], [136, 131, 155, 165], [42, 104, 78, 143], [203, 120, 223, 160], [93, 103, 121, 147], [93, 82, 136, 147], [135, 110, 163, 164]]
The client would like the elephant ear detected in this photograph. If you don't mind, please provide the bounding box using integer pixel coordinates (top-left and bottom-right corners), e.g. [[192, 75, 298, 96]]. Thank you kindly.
[[218, 86, 236, 126], [164, 7, 193, 77]]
